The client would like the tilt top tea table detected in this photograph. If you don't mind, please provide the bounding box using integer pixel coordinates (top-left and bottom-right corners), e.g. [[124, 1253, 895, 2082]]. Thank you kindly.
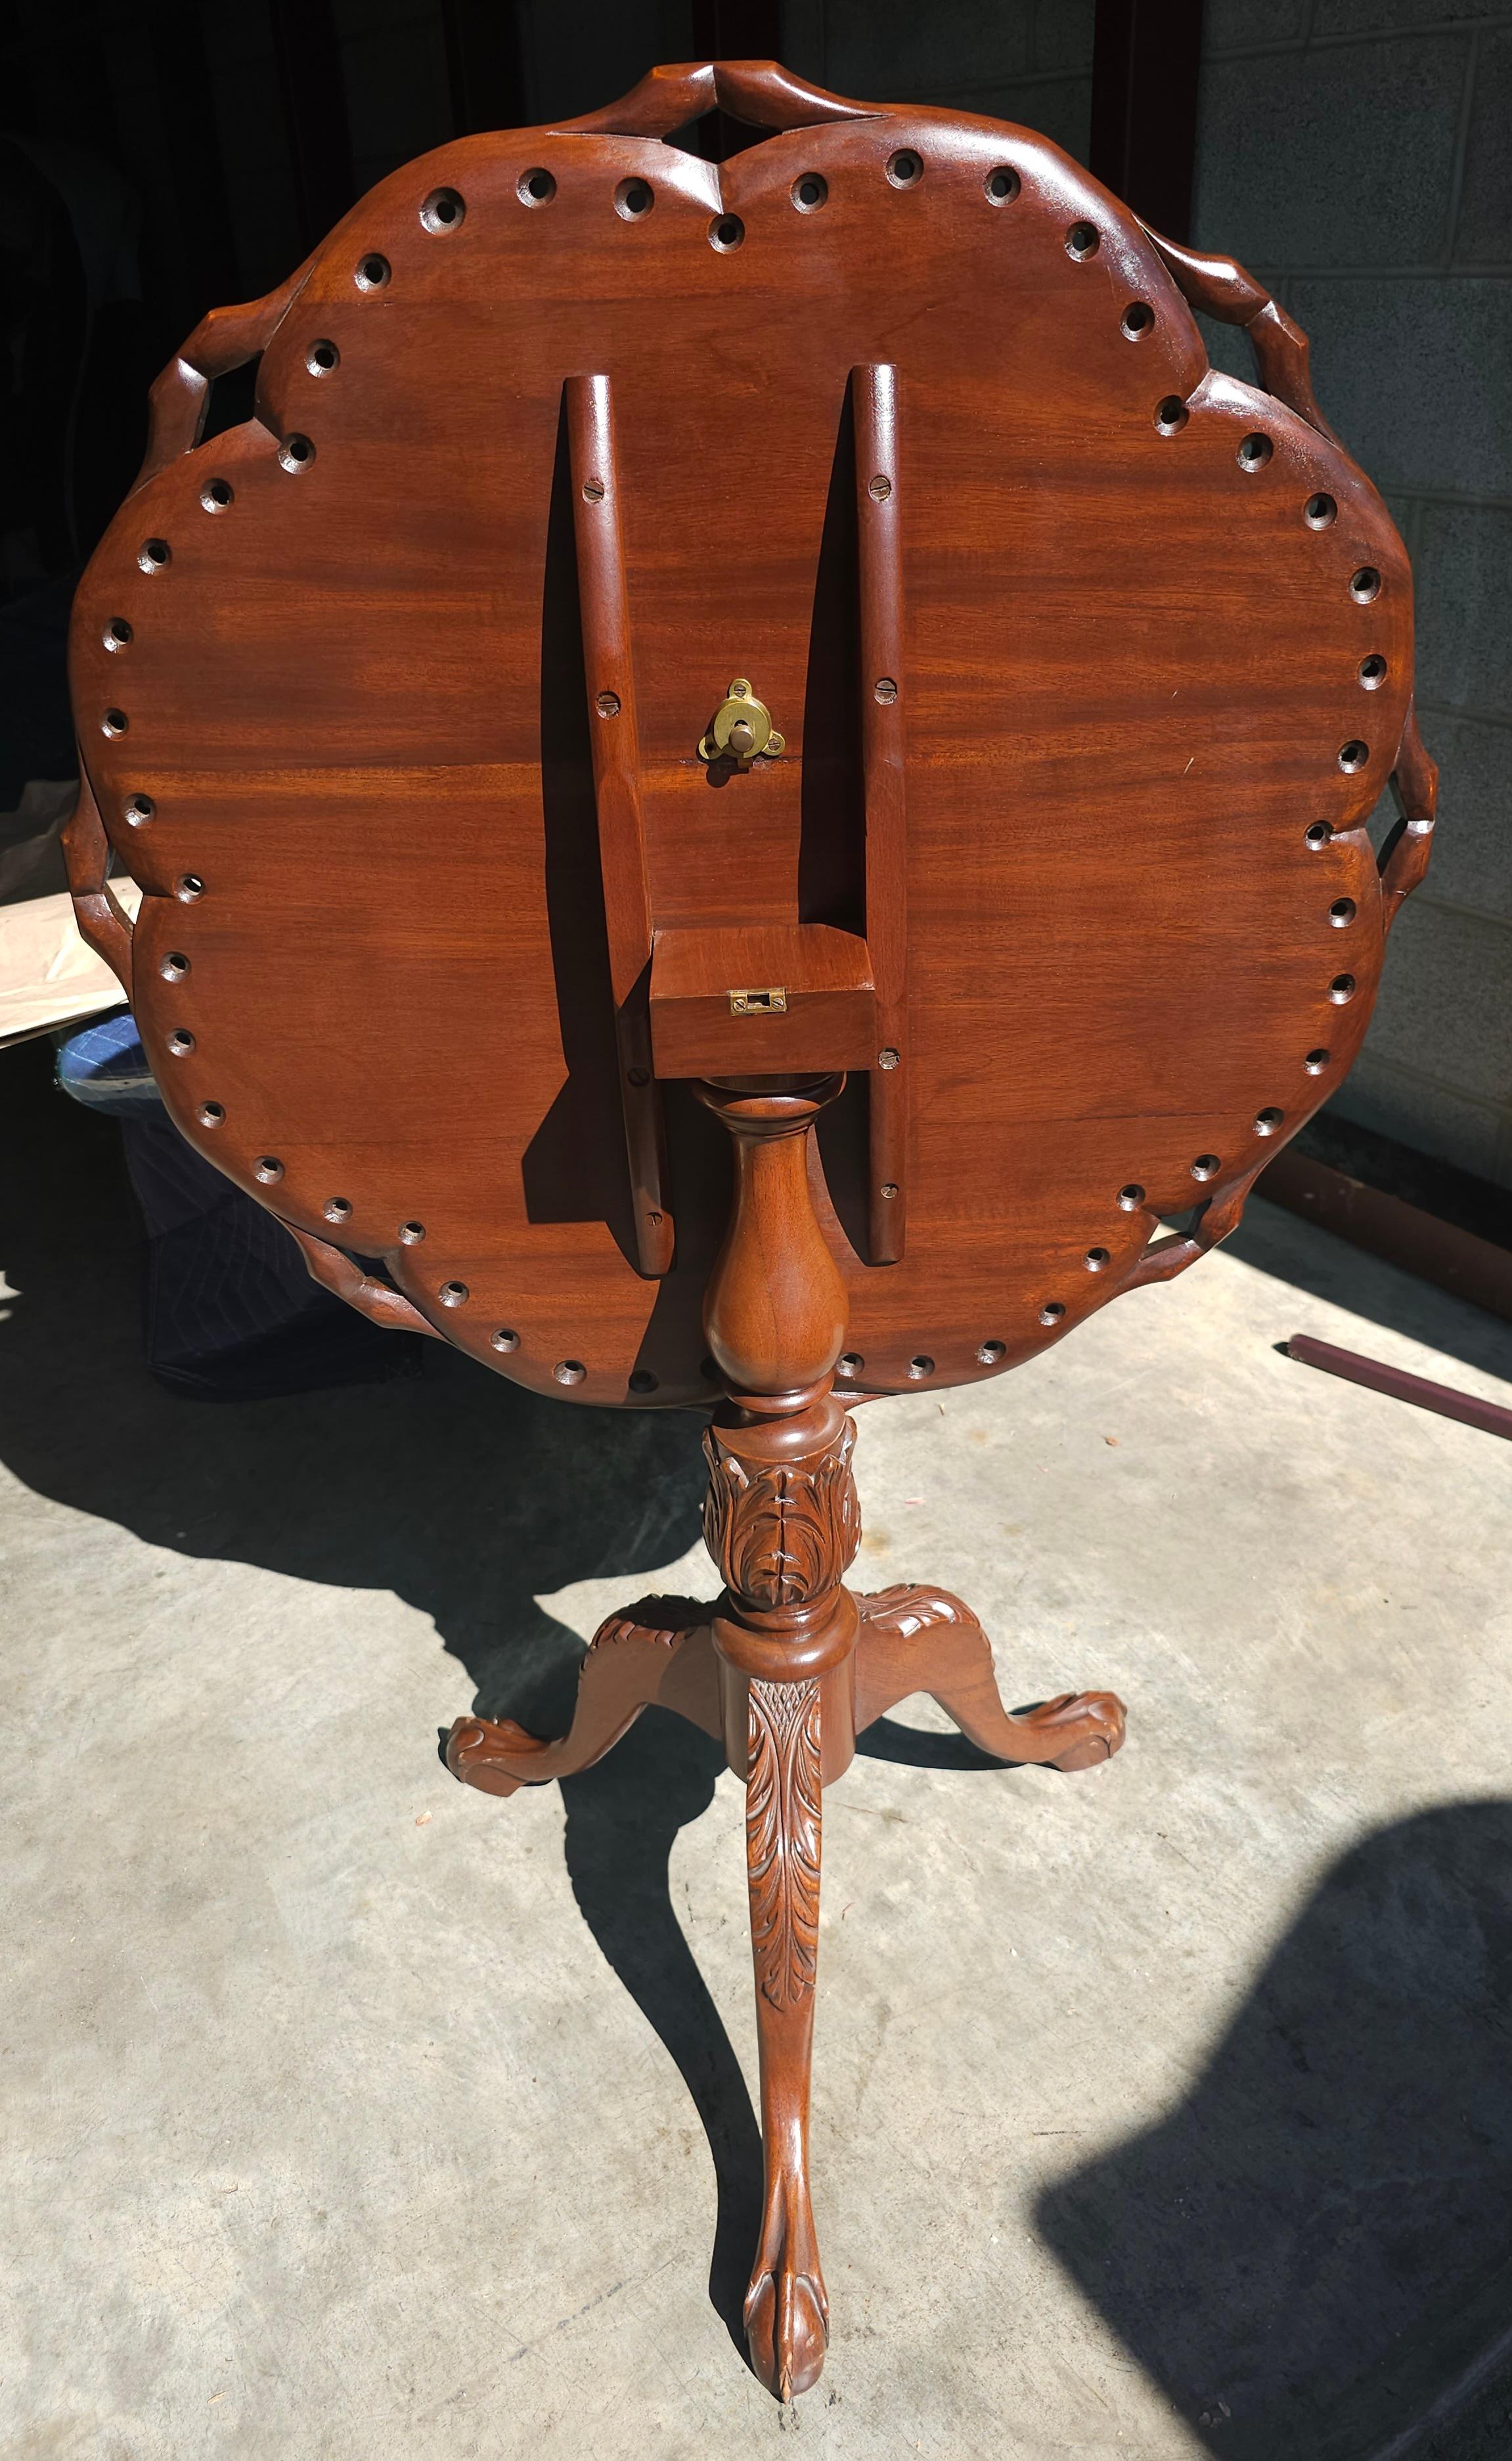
[[64, 58, 1434, 2404]]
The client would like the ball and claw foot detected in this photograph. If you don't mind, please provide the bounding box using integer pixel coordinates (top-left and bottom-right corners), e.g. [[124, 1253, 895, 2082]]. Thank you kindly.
[[853, 1584, 1126, 1771], [445, 1597, 721, 1796], [745, 2199, 829, 2404]]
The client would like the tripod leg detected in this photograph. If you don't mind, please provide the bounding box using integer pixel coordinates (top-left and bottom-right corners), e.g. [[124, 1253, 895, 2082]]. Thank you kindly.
[[742, 1674, 828, 2403], [692, 1074, 858, 2399], [854, 1584, 1125, 1771], [447, 1597, 720, 1797]]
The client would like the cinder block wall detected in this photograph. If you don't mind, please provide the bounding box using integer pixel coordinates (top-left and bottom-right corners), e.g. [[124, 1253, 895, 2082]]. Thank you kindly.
[[1190, 1, 1512, 1191], [781, 0, 1094, 159]]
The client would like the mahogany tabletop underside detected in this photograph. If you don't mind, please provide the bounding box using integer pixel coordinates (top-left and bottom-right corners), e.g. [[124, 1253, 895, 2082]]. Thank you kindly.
[[69, 101, 1412, 1408]]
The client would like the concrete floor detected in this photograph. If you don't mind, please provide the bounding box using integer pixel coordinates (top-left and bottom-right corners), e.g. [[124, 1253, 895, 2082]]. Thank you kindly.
[[4, 1053, 1512, 2461]]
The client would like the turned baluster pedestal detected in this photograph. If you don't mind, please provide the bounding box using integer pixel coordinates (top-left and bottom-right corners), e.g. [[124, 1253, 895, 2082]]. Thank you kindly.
[[447, 1075, 1124, 2401]]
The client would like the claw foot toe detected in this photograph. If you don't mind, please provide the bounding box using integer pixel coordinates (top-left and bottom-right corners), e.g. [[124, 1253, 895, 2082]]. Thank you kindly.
[[745, 2263, 829, 2403], [1026, 1689, 1127, 1771], [446, 1715, 542, 1796]]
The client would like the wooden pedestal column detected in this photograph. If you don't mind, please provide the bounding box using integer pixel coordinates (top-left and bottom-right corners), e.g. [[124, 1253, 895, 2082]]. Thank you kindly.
[[445, 1075, 1127, 2403], [696, 1073, 857, 2401]]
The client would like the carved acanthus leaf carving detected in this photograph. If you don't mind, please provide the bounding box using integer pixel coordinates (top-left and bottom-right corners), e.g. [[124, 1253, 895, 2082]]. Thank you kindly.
[[746, 1677, 822, 2010], [702, 1419, 860, 1609], [589, 1594, 710, 1653]]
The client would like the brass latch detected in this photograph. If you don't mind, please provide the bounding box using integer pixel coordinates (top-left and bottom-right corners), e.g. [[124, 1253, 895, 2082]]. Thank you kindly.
[[729, 987, 788, 1015], [698, 678, 784, 771]]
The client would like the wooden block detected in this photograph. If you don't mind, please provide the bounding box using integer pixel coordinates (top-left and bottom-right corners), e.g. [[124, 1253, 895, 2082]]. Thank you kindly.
[[650, 924, 876, 1078]]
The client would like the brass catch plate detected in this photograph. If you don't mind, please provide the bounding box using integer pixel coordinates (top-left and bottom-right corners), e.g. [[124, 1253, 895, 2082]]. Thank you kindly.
[[729, 987, 788, 1015], [698, 678, 785, 770]]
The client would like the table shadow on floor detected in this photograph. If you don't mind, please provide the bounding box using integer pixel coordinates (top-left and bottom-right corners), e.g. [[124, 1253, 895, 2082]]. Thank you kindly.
[[0, 1052, 772, 2347], [1036, 1801, 1512, 2461]]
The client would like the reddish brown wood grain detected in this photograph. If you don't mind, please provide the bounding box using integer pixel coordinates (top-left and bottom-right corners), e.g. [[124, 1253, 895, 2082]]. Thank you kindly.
[[1139, 225, 1340, 443], [60, 760, 135, 998], [566, 370, 673, 1278], [650, 922, 874, 1076], [696, 1075, 856, 2401], [853, 360, 908, 1264], [66, 65, 1427, 1413]]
